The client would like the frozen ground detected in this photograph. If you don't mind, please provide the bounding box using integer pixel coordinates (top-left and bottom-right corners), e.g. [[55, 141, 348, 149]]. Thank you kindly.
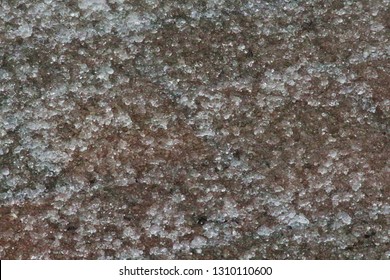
[[0, 0, 389, 259]]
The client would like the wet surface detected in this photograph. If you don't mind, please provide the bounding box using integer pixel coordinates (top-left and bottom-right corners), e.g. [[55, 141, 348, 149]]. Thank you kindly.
[[0, 0, 389, 259]]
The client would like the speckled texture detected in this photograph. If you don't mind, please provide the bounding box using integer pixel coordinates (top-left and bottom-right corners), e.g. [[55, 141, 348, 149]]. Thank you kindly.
[[0, 0, 389, 259]]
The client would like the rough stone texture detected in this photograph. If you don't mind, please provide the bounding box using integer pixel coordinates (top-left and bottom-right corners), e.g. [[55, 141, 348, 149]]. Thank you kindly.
[[0, 0, 389, 259]]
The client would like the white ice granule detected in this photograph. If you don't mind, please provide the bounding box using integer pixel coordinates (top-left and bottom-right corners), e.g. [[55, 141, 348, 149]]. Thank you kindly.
[[350, 172, 363, 191], [149, 225, 161, 236], [196, 129, 215, 137], [223, 198, 239, 219], [97, 64, 114, 81], [337, 75, 347, 84], [1, 168, 10, 176], [190, 236, 207, 248], [328, 150, 338, 159], [118, 248, 144, 259], [288, 214, 310, 227], [371, 22, 384, 32], [126, 12, 151, 32], [173, 241, 190, 252], [256, 226, 274, 237], [15, 24, 32, 38], [123, 227, 140, 240], [337, 212, 352, 226], [115, 112, 133, 128], [203, 223, 219, 239], [78, 0, 110, 11]]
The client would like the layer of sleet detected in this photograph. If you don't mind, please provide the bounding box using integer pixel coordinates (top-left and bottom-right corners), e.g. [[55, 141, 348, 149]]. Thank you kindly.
[[0, 0, 389, 259]]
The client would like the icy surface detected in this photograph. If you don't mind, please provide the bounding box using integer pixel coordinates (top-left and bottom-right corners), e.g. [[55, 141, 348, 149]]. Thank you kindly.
[[0, 0, 389, 259]]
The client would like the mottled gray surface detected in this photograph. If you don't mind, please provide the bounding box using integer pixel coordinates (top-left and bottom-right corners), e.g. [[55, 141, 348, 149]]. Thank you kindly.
[[0, 0, 389, 259]]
